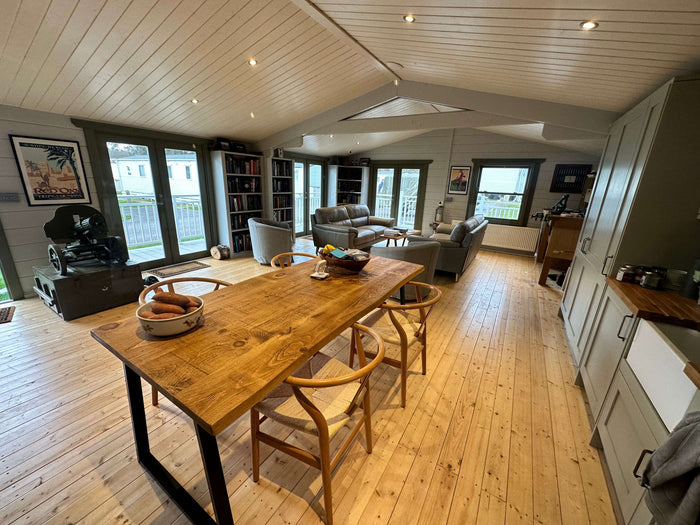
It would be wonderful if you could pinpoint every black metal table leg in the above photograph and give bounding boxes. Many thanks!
[123,365,233,524]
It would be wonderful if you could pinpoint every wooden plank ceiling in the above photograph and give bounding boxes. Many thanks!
[0,0,388,141]
[0,0,698,145]
[315,0,700,112]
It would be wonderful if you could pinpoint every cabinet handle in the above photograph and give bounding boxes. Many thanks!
[617,314,633,340]
[581,237,591,254]
[633,449,654,487]
[601,254,613,275]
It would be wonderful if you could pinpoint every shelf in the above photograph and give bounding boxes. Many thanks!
[230,208,263,214]
[274,206,293,210]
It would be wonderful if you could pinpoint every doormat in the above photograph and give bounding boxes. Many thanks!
[0,306,15,324]
[149,261,210,278]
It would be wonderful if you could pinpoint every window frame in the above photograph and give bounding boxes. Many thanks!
[466,158,544,226]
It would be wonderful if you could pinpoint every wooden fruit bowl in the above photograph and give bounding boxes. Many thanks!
[320,253,370,274]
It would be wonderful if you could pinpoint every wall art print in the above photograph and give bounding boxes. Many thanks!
[10,135,91,206]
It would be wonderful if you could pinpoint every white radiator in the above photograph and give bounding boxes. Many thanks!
[482,224,539,254]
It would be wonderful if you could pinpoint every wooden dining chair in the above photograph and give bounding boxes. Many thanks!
[270,252,318,268]
[356,281,442,407]
[250,323,385,525]
[139,276,232,406]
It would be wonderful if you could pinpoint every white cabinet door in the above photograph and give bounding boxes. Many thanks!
[579,286,635,418]
[561,255,605,365]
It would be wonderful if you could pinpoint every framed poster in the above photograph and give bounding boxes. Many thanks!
[9,135,91,206]
[447,166,470,195]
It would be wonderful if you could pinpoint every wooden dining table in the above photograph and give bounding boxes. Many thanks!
[90,256,423,525]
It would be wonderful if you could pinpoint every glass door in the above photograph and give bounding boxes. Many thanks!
[107,141,167,264]
[371,164,426,229]
[0,266,9,302]
[293,160,324,236]
[103,137,211,269]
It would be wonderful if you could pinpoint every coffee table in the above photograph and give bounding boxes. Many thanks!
[381,229,421,246]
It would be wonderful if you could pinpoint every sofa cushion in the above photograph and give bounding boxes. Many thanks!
[450,222,469,243]
[428,233,462,249]
[346,204,371,220]
[351,216,369,227]
[315,206,352,226]
[355,228,376,244]
[435,223,453,235]
[362,224,385,235]
[465,215,485,231]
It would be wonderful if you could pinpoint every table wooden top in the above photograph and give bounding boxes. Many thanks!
[91,256,423,435]
[380,229,420,240]
[606,277,700,331]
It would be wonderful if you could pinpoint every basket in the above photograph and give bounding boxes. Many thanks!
[320,253,370,274]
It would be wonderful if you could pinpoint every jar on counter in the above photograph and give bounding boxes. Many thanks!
[616,265,638,283]
[640,269,666,289]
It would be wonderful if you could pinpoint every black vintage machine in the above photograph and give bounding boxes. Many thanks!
[33,205,143,321]
[44,205,128,275]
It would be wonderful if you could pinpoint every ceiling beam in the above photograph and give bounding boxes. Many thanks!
[541,123,606,141]
[397,81,617,134]
[253,83,398,151]
[313,110,528,135]
[288,0,399,81]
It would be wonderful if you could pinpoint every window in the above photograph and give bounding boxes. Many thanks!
[467,159,544,226]
[167,165,173,178]
[370,160,430,229]
[185,165,191,180]
[138,164,146,177]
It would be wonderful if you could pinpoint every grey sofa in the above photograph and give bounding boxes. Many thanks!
[311,204,395,251]
[408,215,488,281]
[370,241,440,300]
[248,217,294,264]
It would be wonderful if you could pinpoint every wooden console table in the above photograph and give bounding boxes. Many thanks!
[537,215,584,286]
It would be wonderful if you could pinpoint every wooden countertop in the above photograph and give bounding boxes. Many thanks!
[606,277,700,331]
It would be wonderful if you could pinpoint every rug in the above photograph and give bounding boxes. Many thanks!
[0,306,15,324]
[149,261,210,278]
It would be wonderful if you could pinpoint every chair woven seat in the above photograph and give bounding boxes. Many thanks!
[255,353,362,438]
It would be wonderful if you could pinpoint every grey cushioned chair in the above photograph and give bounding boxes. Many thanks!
[408,216,488,282]
[248,217,294,265]
[370,241,440,301]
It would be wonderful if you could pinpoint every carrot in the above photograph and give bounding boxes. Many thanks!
[151,302,186,315]
[150,312,181,319]
[152,292,190,307]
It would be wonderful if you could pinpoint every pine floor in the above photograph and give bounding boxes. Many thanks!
[0,246,616,525]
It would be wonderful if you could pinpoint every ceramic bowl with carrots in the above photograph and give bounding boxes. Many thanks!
[136,291,204,336]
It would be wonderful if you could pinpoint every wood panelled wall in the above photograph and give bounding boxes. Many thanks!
[0,105,98,296]
[356,128,599,230]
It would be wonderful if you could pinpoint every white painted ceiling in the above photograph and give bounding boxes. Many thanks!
[1,0,699,156]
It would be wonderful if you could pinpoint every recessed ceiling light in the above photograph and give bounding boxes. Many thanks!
[579,20,598,30]
[250,112,255,118]
[329,134,334,138]
[248,58,257,66]
[190,98,199,104]
[356,141,360,145]
[403,14,415,23]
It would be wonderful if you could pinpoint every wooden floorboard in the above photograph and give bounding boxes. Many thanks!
[0,244,615,524]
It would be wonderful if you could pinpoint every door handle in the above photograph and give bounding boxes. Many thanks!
[581,237,591,254]
[601,254,613,275]
[633,449,654,487]
[617,314,633,340]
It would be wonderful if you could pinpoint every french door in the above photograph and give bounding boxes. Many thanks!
[97,135,213,270]
[293,160,323,235]
[371,161,429,230]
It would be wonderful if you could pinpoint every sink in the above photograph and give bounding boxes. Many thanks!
[626,320,700,431]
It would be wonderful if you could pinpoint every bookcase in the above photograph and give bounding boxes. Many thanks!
[270,157,294,228]
[328,165,369,206]
[212,150,263,255]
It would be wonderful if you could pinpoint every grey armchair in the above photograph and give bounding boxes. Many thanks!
[248,217,294,265]
[370,241,440,300]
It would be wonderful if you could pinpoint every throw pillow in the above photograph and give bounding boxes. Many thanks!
[450,222,468,243]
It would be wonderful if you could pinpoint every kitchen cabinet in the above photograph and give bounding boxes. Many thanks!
[596,361,667,524]
[560,255,605,364]
[579,286,636,418]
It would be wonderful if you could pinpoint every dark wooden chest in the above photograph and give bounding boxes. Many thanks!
[33,262,143,321]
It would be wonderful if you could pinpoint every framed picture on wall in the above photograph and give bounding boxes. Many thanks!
[447,166,470,195]
[9,135,91,206]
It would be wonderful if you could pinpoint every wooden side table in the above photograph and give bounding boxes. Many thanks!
[538,215,584,286]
